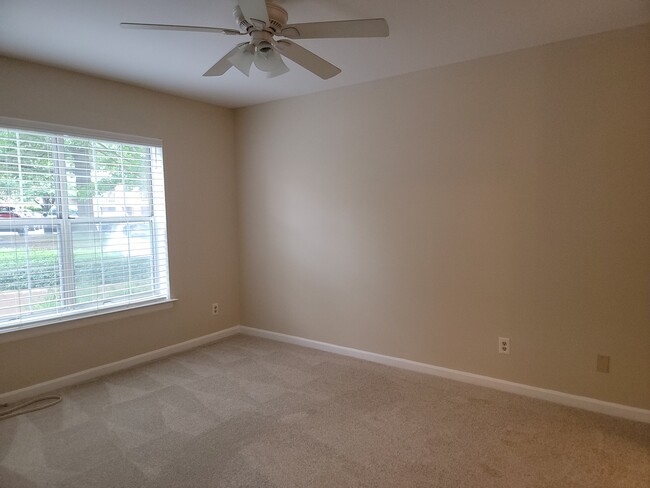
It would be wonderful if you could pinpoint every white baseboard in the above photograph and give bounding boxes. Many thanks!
[239,326,650,424]
[4,324,647,424]
[0,325,241,405]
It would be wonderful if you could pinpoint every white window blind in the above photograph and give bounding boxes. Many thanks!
[0,123,170,332]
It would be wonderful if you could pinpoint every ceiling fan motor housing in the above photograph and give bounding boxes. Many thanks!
[234,2,288,34]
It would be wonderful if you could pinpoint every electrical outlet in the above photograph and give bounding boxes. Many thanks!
[596,354,610,373]
[212,303,219,315]
[498,337,510,354]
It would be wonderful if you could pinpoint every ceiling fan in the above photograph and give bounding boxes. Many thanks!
[121,0,389,80]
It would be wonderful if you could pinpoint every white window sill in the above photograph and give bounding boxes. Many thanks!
[0,298,178,344]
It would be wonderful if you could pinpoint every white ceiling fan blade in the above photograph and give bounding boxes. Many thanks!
[237,0,269,26]
[273,40,341,80]
[203,43,248,76]
[229,44,256,76]
[121,22,242,36]
[281,18,389,39]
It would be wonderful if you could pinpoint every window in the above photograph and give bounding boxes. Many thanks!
[0,120,170,333]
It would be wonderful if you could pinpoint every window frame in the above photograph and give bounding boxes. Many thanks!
[0,117,173,336]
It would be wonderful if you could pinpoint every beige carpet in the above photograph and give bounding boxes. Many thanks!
[0,334,648,487]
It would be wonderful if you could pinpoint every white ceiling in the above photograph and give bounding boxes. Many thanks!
[1,0,649,108]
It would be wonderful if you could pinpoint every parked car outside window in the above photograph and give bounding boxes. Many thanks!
[0,206,27,235]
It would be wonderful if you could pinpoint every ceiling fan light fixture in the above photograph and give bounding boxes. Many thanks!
[254,48,288,78]
[228,44,255,76]
[264,50,289,78]
[254,48,277,72]
[257,40,273,54]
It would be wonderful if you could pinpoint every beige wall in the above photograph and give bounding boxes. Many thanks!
[1,24,648,410]
[0,57,239,393]
[236,25,650,409]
